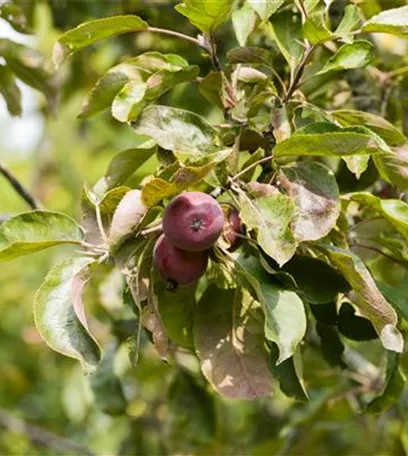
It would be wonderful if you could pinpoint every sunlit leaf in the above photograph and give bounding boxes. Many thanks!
[0,211,84,261]
[195,285,273,399]
[34,257,101,375]
[361,6,408,38]
[53,15,148,67]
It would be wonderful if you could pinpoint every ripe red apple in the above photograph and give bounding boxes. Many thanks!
[153,234,208,285]
[163,192,224,252]
[223,206,243,248]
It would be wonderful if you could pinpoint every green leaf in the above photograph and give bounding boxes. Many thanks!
[343,154,370,179]
[361,6,408,38]
[81,52,195,118]
[237,188,297,267]
[167,370,216,445]
[0,211,84,261]
[195,285,273,399]
[0,64,21,116]
[108,190,147,248]
[373,145,408,190]
[0,2,30,34]
[270,11,303,74]
[248,0,285,21]
[232,3,258,46]
[0,39,57,111]
[141,149,230,207]
[53,15,148,67]
[350,193,408,242]
[317,41,374,76]
[282,255,350,304]
[90,343,127,416]
[315,322,346,369]
[131,105,221,156]
[93,145,156,195]
[379,281,408,322]
[227,46,274,66]
[156,282,195,349]
[317,245,403,353]
[175,0,234,33]
[279,162,340,242]
[268,342,308,402]
[274,128,390,158]
[335,4,362,41]
[111,62,199,123]
[199,72,226,109]
[34,257,101,375]
[366,352,405,414]
[331,110,406,147]
[232,251,307,364]
[338,302,378,341]
[303,11,332,44]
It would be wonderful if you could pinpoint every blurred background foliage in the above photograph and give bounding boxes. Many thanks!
[2,0,408,455]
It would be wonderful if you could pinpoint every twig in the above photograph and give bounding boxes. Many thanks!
[95,204,108,246]
[140,224,163,237]
[0,162,40,210]
[297,0,309,21]
[147,27,204,49]
[0,408,95,456]
[282,44,316,104]
[231,156,272,182]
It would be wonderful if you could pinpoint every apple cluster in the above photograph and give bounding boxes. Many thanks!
[153,192,241,286]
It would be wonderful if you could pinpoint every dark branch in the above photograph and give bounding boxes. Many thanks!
[0,408,95,456]
[0,162,40,210]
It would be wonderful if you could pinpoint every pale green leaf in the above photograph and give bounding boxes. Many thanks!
[34,257,101,374]
[232,3,258,46]
[248,0,285,21]
[361,6,408,38]
[175,0,234,33]
[53,15,148,67]
[0,211,84,262]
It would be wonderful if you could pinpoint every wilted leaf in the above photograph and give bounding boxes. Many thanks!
[238,188,297,267]
[232,251,307,364]
[195,285,273,399]
[361,6,408,38]
[317,41,374,75]
[318,245,403,353]
[53,15,148,67]
[34,257,101,374]
[131,105,221,156]
[0,211,84,261]
[175,0,234,33]
[0,64,21,116]
[279,162,340,242]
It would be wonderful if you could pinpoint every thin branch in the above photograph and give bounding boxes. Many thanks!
[297,0,309,21]
[0,408,95,456]
[0,162,40,210]
[147,27,204,49]
[231,156,273,182]
[282,44,316,104]
[140,224,163,237]
[95,204,108,246]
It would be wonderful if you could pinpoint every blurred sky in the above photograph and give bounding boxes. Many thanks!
[0,19,44,159]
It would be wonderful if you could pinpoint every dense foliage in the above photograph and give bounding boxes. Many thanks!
[2,0,408,454]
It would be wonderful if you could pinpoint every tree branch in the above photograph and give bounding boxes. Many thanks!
[147,27,204,49]
[282,44,316,104]
[0,408,95,456]
[0,162,40,210]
